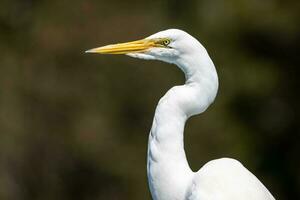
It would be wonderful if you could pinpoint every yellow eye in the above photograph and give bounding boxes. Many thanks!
[162,39,171,46]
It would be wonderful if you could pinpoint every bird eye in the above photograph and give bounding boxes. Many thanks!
[162,39,171,46]
[156,38,171,48]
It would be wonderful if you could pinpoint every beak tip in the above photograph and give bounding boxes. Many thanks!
[85,49,94,53]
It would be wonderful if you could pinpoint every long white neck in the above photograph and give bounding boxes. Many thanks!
[147,49,218,200]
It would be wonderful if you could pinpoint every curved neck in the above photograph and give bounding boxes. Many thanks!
[147,52,218,200]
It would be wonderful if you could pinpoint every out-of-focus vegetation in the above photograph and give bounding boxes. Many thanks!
[0,0,299,199]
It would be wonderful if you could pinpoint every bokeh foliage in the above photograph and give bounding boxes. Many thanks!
[0,0,299,199]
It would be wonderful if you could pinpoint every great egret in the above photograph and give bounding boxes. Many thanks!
[86,29,275,200]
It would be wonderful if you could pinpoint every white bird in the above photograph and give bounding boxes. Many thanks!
[86,29,275,200]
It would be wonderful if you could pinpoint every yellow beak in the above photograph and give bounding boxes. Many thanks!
[85,39,157,54]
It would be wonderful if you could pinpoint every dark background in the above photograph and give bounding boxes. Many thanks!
[0,0,299,199]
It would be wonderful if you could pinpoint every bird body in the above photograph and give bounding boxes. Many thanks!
[187,158,274,200]
[87,29,275,200]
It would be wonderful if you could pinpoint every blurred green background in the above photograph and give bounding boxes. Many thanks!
[0,0,299,199]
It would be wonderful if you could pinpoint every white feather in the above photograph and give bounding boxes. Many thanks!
[130,29,276,200]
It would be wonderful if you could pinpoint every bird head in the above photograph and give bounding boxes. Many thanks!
[86,29,203,64]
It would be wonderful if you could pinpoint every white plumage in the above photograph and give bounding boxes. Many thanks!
[87,29,275,200]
